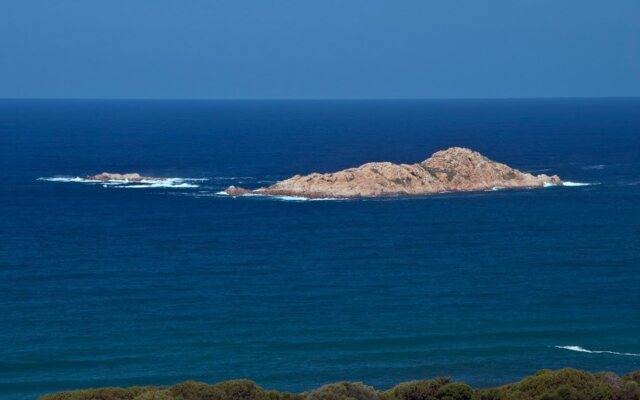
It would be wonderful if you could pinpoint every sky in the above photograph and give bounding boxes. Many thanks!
[1,0,639,99]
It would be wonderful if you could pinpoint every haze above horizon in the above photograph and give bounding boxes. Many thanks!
[1,0,639,100]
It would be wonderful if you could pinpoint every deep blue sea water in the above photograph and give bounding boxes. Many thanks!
[1,99,639,400]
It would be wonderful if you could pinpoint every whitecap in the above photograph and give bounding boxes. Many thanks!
[270,195,344,202]
[216,191,344,201]
[543,182,559,188]
[38,176,204,189]
[554,345,640,357]
[272,195,310,201]
[118,182,199,189]
[38,176,97,183]
[562,181,593,187]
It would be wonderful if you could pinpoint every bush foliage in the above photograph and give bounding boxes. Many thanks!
[306,382,379,400]
[40,369,640,400]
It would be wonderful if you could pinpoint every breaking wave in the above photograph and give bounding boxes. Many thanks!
[562,181,594,187]
[37,176,204,189]
[543,181,597,187]
[215,191,343,201]
[38,177,95,183]
[554,345,640,357]
[116,179,200,189]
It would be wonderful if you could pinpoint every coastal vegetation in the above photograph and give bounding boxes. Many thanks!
[40,369,640,400]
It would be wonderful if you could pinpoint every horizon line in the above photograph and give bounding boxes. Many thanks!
[1,95,639,102]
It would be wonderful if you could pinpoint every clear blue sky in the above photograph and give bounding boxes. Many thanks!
[1,0,638,99]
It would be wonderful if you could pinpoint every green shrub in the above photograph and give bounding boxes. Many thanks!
[306,382,379,400]
[39,369,640,400]
[133,390,174,400]
[498,369,616,400]
[169,380,268,400]
[624,373,640,385]
[435,383,473,400]
[39,386,155,400]
[169,381,213,400]
[265,391,306,400]
[380,377,453,400]
[596,372,623,391]
[472,388,504,400]
[211,380,265,400]
[619,381,640,400]
[539,384,579,400]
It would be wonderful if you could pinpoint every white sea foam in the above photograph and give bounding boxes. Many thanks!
[271,195,343,201]
[544,181,596,187]
[119,182,199,189]
[38,176,98,183]
[562,181,593,187]
[38,176,203,189]
[272,195,311,201]
[216,191,343,201]
[555,345,640,357]
[491,186,505,191]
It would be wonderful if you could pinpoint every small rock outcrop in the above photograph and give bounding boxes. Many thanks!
[224,185,252,196]
[86,172,160,182]
[224,147,562,199]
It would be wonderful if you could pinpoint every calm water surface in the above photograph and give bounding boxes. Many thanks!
[1,99,639,399]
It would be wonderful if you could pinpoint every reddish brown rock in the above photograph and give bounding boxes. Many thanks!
[224,147,562,199]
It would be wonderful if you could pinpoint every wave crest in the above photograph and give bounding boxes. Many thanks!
[562,181,594,187]
[555,345,640,357]
[215,191,344,201]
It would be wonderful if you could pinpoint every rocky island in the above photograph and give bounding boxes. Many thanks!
[224,147,562,199]
[86,172,163,182]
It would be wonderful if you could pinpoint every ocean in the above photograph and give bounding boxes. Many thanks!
[1,98,639,400]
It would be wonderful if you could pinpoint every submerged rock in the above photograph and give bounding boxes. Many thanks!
[224,147,562,199]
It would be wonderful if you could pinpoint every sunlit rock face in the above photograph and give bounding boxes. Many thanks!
[225,147,562,199]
